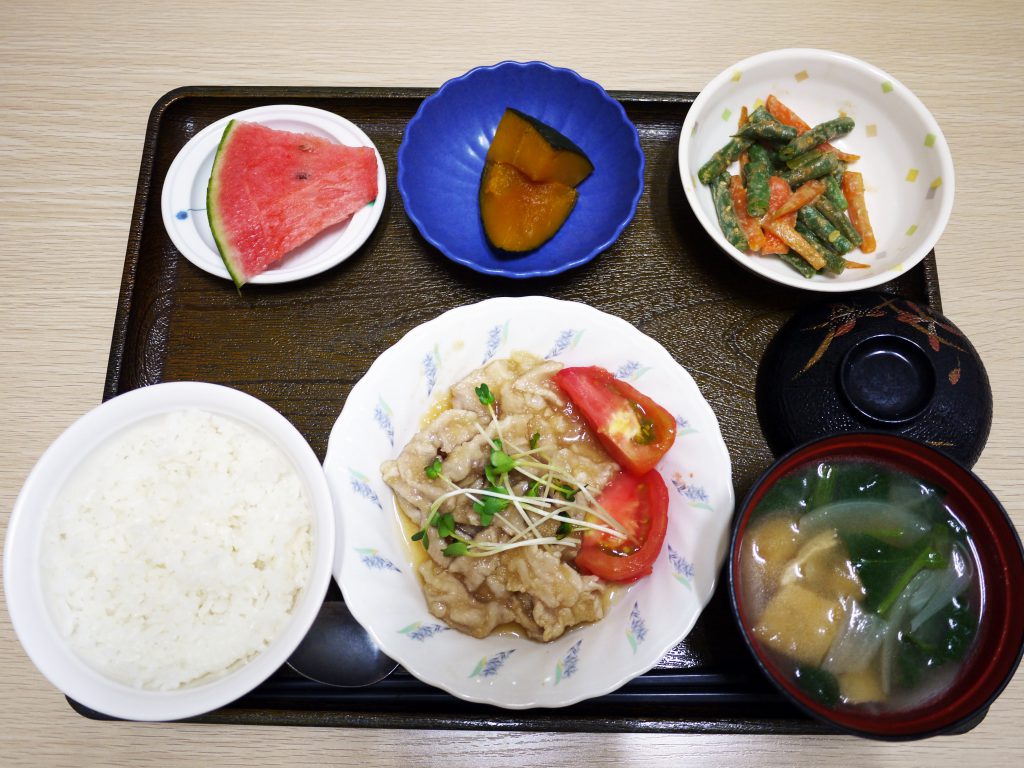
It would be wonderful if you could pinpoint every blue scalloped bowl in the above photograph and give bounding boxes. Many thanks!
[398,61,644,278]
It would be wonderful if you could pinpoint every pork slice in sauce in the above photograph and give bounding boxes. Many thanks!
[382,353,619,642]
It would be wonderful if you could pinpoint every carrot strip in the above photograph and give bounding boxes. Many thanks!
[760,177,795,254]
[844,259,871,268]
[763,179,826,222]
[830,147,861,164]
[765,221,827,270]
[729,175,766,251]
[841,171,877,253]
[766,95,810,132]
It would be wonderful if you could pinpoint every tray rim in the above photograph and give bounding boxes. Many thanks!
[96,86,945,732]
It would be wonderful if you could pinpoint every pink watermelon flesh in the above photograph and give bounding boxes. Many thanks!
[207,120,379,285]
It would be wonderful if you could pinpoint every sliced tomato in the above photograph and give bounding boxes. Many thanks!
[553,366,676,476]
[575,470,669,583]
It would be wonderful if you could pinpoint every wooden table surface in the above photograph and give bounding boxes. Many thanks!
[2,1,1022,764]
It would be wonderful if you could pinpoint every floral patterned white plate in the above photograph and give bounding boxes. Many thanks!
[323,296,734,708]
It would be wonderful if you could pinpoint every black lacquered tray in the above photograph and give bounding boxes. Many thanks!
[81,85,954,733]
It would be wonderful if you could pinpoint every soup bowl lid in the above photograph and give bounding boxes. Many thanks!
[756,293,992,468]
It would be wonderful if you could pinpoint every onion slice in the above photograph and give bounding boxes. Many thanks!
[909,542,974,632]
[823,599,888,676]
[799,500,931,543]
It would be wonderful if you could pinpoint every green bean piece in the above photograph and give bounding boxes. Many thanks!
[736,122,797,143]
[745,144,771,218]
[746,106,772,123]
[796,219,846,273]
[785,147,827,170]
[710,172,748,250]
[794,218,831,252]
[736,107,798,143]
[779,251,820,279]
[814,197,863,247]
[765,145,786,171]
[779,152,841,187]
[698,136,753,185]
[798,205,854,256]
[824,171,848,210]
[779,116,856,161]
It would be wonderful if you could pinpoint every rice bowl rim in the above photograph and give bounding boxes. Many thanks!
[3,381,335,721]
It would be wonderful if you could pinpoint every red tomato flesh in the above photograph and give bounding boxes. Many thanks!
[575,469,669,583]
[553,366,677,476]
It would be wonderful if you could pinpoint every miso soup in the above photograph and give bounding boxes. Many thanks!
[740,459,981,712]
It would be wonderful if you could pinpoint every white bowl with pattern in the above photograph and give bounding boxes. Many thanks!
[324,297,734,708]
[679,48,954,292]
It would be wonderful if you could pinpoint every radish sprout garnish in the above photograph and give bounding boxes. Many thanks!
[411,382,627,557]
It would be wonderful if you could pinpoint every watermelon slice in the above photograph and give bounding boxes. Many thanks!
[207,120,379,286]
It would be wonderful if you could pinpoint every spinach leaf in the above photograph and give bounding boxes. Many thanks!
[794,665,840,707]
[842,533,947,616]
[831,462,891,502]
[809,462,835,509]
[894,634,931,689]
[944,600,979,660]
[914,597,977,660]
[758,472,812,514]
[895,597,977,689]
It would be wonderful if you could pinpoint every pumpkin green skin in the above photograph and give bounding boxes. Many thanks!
[486,108,594,188]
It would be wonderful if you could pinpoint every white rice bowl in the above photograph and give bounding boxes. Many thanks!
[3,382,335,721]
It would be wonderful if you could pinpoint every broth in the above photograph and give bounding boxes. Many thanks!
[741,459,981,713]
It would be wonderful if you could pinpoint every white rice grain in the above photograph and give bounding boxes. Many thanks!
[40,409,313,690]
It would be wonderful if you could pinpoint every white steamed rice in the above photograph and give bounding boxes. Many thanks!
[40,408,313,691]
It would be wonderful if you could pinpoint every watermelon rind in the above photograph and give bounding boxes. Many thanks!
[206,120,247,288]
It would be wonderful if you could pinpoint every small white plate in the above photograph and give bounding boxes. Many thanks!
[160,104,386,284]
[324,296,734,709]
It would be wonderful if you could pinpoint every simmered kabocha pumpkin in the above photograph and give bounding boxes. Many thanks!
[487,108,594,187]
[479,162,578,252]
[480,108,593,252]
